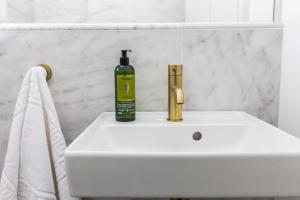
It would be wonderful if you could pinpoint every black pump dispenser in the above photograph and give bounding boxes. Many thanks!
[120,50,131,65]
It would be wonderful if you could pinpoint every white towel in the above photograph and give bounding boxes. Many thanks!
[0,67,79,200]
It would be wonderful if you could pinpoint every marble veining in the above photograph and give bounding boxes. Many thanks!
[182,29,282,124]
[0,28,282,200]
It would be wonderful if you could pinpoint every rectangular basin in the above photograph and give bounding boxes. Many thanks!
[65,112,300,198]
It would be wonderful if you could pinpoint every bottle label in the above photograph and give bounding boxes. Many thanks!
[116,74,135,120]
[116,101,135,117]
[117,75,135,101]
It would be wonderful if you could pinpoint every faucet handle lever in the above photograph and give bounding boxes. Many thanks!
[175,88,184,104]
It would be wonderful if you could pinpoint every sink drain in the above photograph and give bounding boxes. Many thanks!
[193,132,202,141]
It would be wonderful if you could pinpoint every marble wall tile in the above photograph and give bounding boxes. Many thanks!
[6,0,88,23]
[34,0,88,22]
[182,29,283,125]
[5,0,185,23]
[88,0,185,23]
[7,0,35,22]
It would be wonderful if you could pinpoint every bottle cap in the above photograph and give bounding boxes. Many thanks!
[120,50,132,65]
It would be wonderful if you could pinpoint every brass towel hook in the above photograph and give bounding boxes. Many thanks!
[38,64,52,81]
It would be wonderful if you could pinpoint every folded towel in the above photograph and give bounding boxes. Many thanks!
[0,67,79,200]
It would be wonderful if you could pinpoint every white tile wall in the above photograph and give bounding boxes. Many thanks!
[1,0,275,23]
[34,0,87,23]
[211,0,239,21]
[185,0,211,22]
[88,0,185,23]
[7,0,34,22]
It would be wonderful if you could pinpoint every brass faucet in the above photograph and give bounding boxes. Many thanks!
[168,64,184,121]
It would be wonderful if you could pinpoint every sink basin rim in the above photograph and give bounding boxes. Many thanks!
[65,111,300,156]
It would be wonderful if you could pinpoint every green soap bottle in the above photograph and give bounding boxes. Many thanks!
[114,50,135,122]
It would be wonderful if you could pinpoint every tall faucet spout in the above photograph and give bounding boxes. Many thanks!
[168,64,184,121]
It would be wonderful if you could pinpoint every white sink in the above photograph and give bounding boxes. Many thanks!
[65,112,300,198]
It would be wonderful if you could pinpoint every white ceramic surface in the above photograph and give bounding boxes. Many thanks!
[65,112,300,198]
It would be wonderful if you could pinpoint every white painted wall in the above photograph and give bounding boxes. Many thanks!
[210,0,239,21]
[278,0,300,138]
[248,0,274,22]
[185,0,211,22]
[185,0,274,22]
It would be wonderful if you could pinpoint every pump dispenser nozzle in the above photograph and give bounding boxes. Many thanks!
[120,50,132,65]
